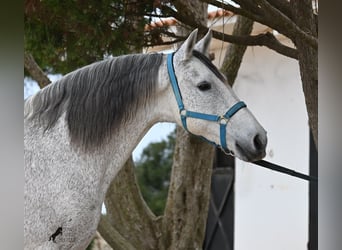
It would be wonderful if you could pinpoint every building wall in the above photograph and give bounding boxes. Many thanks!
[211,37,310,250]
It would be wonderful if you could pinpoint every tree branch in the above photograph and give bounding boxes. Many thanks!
[150,30,186,40]
[161,5,297,59]
[200,0,317,49]
[162,127,214,249]
[196,0,263,24]
[255,0,317,49]
[144,38,183,47]
[144,28,187,47]
[24,52,51,88]
[264,0,292,20]
[97,215,136,250]
[102,156,160,249]
[213,30,298,60]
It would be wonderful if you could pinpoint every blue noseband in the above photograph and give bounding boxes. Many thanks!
[167,52,246,153]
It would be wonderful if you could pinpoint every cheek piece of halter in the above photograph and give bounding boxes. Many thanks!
[167,52,246,155]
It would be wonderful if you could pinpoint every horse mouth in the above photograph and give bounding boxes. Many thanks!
[234,143,266,162]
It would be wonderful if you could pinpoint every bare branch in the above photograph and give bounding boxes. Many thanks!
[213,30,298,59]
[157,30,186,39]
[24,52,51,88]
[102,157,160,249]
[264,0,292,19]
[224,32,299,60]
[256,0,317,49]
[97,215,136,250]
[198,0,263,23]
[161,5,297,59]
[144,38,183,47]
[144,28,187,47]
[200,0,317,49]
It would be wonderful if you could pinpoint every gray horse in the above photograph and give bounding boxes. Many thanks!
[24,29,267,249]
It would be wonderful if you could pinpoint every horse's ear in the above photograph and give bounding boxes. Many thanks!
[194,29,212,57]
[177,29,198,60]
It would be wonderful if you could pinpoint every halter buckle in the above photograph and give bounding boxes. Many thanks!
[180,109,187,117]
[219,116,229,125]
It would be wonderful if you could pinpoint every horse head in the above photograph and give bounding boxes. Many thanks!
[165,29,267,162]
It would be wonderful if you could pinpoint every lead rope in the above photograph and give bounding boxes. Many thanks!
[253,160,318,183]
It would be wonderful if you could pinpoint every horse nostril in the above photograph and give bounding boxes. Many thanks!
[253,134,264,151]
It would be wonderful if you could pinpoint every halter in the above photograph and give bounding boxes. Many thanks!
[167,52,246,153]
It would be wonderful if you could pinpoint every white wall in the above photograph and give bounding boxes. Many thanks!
[222,43,310,250]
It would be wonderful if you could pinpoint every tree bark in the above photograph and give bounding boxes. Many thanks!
[161,127,214,249]
[24,52,51,88]
[221,15,254,86]
[201,0,317,50]
[161,4,298,59]
[100,157,161,250]
[291,0,318,148]
[97,215,136,250]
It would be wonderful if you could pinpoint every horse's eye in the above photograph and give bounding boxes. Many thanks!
[197,82,212,91]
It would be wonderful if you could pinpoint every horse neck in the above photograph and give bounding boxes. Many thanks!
[100,63,175,187]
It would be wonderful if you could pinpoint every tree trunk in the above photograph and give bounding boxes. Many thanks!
[291,0,318,148]
[161,127,214,249]
[159,2,213,249]
[99,157,161,250]
[221,15,254,86]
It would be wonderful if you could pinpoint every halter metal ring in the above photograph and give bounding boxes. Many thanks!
[219,116,229,125]
[180,109,187,116]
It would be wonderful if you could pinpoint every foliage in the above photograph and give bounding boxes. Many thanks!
[135,129,176,216]
[24,0,155,74]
